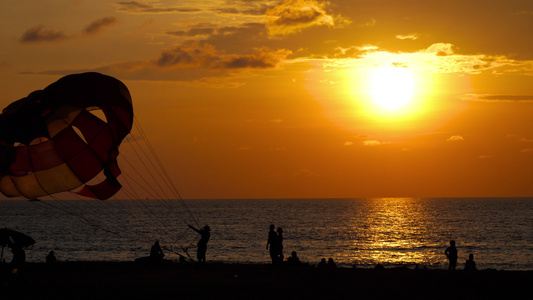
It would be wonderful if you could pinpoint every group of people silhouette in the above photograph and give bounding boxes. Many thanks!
[147,226,477,271]
[266,224,285,265]
[445,240,477,271]
[149,224,211,264]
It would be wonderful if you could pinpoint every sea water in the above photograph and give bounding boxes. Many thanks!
[1,198,532,270]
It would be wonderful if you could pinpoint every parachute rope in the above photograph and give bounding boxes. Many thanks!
[132,117,200,228]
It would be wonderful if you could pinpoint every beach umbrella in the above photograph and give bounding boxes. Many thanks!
[0,227,35,248]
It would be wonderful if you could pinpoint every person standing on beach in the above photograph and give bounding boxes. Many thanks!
[150,241,165,262]
[444,240,458,270]
[266,224,279,264]
[189,225,211,264]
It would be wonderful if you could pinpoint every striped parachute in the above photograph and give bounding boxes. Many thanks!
[0,72,133,200]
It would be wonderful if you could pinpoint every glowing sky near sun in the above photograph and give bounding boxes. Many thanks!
[1,0,533,199]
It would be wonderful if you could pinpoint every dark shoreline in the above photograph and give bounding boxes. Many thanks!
[2,261,532,299]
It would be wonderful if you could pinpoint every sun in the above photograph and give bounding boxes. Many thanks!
[367,66,416,111]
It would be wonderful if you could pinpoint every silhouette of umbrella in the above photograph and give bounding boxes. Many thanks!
[0,228,35,248]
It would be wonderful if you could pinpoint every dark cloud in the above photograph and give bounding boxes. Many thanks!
[20,25,68,43]
[464,94,533,102]
[84,17,117,35]
[220,49,290,69]
[117,1,201,13]
[265,0,349,37]
[216,2,275,15]
[155,42,290,70]
[272,7,323,27]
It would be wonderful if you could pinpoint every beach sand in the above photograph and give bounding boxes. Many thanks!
[2,262,531,299]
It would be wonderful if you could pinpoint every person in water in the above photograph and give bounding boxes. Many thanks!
[189,225,211,264]
[444,240,458,270]
[266,224,279,264]
[464,253,477,271]
[150,241,164,262]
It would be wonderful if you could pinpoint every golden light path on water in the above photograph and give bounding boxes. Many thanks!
[340,198,444,267]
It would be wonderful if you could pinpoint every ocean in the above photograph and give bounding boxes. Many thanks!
[1,197,532,270]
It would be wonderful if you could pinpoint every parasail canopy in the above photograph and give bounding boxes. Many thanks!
[0,72,133,200]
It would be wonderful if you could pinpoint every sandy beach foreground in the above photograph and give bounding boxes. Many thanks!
[2,262,531,299]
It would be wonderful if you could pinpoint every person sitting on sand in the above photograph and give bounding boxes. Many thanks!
[444,240,458,271]
[317,258,327,268]
[464,253,477,271]
[10,243,26,267]
[287,251,301,266]
[46,250,57,264]
[189,225,211,264]
[327,258,337,268]
[150,241,164,262]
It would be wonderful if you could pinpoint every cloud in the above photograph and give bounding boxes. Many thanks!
[422,43,455,56]
[117,1,201,14]
[363,140,389,146]
[84,17,117,35]
[155,42,291,70]
[24,41,291,84]
[447,135,464,142]
[20,25,69,43]
[216,2,275,16]
[318,42,523,75]
[266,0,350,37]
[461,94,533,103]
[396,34,419,40]
[20,17,118,43]
[167,28,215,38]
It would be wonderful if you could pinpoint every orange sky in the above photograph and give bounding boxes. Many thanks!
[1,0,533,199]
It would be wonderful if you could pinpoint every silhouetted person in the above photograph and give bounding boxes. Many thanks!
[464,253,477,271]
[150,241,164,262]
[317,258,327,268]
[287,251,301,266]
[277,227,284,263]
[189,225,211,264]
[266,224,279,264]
[327,258,337,268]
[445,240,458,270]
[46,251,57,264]
[10,244,25,269]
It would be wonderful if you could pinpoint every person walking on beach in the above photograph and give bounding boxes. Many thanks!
[266,224,279,264]
[445,240,458,270]
[189,225,211,264]
[150,241,164,262]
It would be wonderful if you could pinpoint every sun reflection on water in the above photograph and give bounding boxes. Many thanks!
[341,198,444,267]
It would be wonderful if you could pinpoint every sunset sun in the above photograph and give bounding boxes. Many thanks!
[368,66,416,111]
